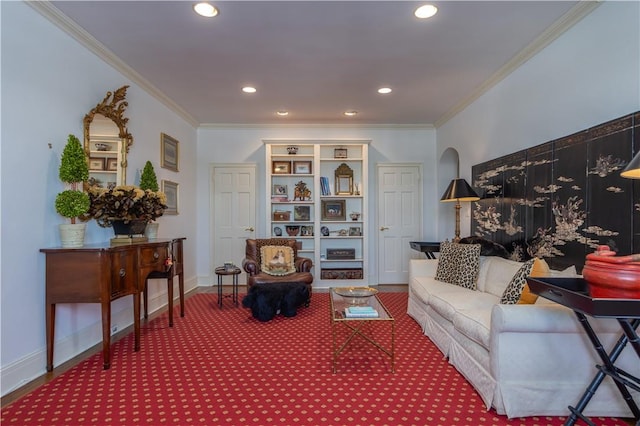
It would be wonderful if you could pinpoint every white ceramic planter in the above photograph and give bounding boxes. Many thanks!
[59,223,87,248]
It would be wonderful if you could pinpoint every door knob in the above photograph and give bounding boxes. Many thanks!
[380,226,389,231]
[245,227,255,232]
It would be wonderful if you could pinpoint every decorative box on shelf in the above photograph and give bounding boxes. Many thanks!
[273,211,291,221]
[321,268,363,279]
[326,248,356,260]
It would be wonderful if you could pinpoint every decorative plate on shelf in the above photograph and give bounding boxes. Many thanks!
[334,287,378,304]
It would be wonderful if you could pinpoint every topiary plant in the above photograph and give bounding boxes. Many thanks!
[55,134,90,224]
[139,161,159,192]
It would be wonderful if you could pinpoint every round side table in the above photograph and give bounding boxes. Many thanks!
[214,266,241,308]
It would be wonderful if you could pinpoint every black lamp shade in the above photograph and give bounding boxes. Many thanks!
[621,152,640,179]
[441,178,480,202]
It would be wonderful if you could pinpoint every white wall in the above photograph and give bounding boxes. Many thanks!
[0,2,198,395]
[195,126,437,284]
[436,1,640,239]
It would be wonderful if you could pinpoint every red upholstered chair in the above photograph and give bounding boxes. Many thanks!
[242,238,313,302]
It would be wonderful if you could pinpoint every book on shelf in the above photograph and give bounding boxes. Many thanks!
[320,176,331,196]
[344,306,378,318]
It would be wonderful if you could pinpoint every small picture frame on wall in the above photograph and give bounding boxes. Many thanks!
[272,161,291,174]
[161,133,179,172]
[106,158,118,171]
[162,180,179,215]
[89,157,105,171]
[349,227,362,236]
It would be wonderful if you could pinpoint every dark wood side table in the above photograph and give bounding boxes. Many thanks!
[409,241,440,259]
[215,266,241,307]
[40,238,185,371]
[143,238,186,327]
[527,277,640,426]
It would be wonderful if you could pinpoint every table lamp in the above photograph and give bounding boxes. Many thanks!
[621,151,640,179]
[441,178,480,243]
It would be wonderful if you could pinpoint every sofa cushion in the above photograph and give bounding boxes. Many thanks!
[435,241,481,289]
[260,245,296,276]
[410,276,459,306]
[500,259,535,304]
[429,288,499,321]
[518,258,550,304]
[548,265,578,277]
[453,308,492,349]
[475,256,494,293]
[484,257,525,298]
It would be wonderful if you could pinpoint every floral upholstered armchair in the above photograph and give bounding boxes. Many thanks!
[242,238,313,303]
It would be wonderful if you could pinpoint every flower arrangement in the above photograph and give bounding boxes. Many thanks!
[86,185,167,227]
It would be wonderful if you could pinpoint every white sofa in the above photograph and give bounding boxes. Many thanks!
[407,256,639,418]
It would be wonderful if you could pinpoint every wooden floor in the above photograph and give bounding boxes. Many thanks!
[1,284,407,408]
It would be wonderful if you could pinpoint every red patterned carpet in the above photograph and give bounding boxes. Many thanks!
[1,292,629,426]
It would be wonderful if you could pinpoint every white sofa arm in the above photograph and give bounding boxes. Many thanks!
[491,303,621,334]
[409,258,438,282]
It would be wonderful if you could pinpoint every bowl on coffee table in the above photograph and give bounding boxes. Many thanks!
[333,286,378,305]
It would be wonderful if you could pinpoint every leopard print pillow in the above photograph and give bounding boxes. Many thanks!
[500,259,536,304]
[435,241,481,290]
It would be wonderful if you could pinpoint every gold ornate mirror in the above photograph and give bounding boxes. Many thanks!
[84,86,133,188]
[335,163,354,195]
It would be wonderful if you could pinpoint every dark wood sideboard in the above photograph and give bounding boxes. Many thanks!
[40,237,185,371]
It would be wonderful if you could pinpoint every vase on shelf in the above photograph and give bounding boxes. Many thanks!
[145,222,159,239]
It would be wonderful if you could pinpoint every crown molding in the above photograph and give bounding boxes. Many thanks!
[434,1,601,128]
[27,1,200,128]
[198,122,435,130]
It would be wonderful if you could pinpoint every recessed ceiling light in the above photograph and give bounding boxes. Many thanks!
[414,4,438,19]
[378,87,392,94]
[276,110,289,116]
[344,110,358,116]
[242,86,257,94]
[193,2,218,18]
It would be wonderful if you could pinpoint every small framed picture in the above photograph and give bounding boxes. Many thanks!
[301,225,314,236]
[294,205,311,221]
[161,133,179,172]
[272,161,291,174]
[334,148,348,159]
[106,158,118,171]
[161,180,179,215]
[349,227,362,236]
[89,157,105,171]
[293,161,312,174]
[272,184,288,196]
[321,199,346,221]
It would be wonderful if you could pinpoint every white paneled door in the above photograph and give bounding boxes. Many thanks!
[377,164,422,284]
[211,164,256,283]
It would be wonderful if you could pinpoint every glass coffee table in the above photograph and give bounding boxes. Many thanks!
[330,287,395,373]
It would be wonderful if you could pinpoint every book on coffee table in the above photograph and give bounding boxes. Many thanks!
[344,306,379,318]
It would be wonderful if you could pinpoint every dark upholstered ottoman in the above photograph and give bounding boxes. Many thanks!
[242,282,309,322]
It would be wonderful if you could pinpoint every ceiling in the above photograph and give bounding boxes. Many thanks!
[46,1,588,127]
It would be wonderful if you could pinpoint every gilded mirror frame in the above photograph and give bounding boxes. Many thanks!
[335,163,354,195]
[83,86,133,186]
